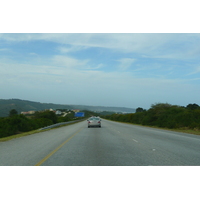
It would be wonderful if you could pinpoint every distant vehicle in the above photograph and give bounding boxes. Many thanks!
[87,117,101,128]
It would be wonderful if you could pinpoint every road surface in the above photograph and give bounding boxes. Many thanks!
[0,119,200,166]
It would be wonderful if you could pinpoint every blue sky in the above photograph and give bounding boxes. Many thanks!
[0,33,200,109]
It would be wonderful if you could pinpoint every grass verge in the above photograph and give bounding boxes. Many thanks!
[103,119,200,136]
[0,121,83,142]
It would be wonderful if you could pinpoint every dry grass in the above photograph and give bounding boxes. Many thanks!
[0,129,47,142]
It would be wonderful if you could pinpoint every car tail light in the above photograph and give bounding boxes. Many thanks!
[98,121,100,123]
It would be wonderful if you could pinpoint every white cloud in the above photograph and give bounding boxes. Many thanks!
[0,48,9,51]
[187,66,200,76]
[57,46,89,54]
[51,55,89,70]
[117,58,136,70]
[1,33,200,108]
[29,52,38,56]
[1,33,200,61]
[1,55,199,108]
[83,63,104,70]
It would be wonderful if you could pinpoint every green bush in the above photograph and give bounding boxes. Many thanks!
[104,103,200,130]
[0,113,54,138]
[34,111,57,124]
[0,108,86,138]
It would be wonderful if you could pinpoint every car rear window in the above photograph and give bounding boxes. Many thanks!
[89,117,100,120]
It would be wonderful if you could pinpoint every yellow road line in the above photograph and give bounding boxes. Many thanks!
[35,127,83,166]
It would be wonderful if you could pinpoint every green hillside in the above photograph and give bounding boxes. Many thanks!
[0,99,136,117]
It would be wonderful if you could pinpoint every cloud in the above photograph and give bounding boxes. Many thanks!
[29,52,38,56]
[83,63,104,70]
[117,58,136,70]
[57,46,89,54]
[1,33,200,60]
[4,35,197,63]
[51,55,90,69]
[0,48,9,51]
[0,54,101,90]
[0,54,198,108]
[187,66,200,76]
[1,33,200,108]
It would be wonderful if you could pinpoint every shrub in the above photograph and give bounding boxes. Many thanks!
[104,103,200,130]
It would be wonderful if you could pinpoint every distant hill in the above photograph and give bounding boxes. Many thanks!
[0,99,136,117]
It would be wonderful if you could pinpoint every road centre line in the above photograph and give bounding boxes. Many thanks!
[35,127,83,166]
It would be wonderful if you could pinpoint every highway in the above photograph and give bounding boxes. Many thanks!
[0,119,200,166]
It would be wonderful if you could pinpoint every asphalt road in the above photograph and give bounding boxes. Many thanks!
[0,119,200,166]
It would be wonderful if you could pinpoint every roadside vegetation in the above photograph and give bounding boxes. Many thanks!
[0,109,96,139]
[103,103,200,135]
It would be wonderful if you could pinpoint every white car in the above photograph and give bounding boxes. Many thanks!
[87,117,101,128]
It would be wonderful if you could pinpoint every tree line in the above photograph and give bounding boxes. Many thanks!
[103,103,200,130]
[0,109,98,138]
[0,110,68,138]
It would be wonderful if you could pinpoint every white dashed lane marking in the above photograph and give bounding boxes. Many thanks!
[132,138,138,143]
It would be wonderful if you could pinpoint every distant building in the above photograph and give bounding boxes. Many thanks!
[21,110,35,115]
[55,110,62,115]
[73,109,80,113]
[21,112,28,115]
[28,111,35,114]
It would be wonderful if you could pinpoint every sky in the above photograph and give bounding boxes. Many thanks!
[0,33,200,109]
[1,0,200,110]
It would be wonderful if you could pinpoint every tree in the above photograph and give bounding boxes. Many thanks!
[136,107,145,113]
[9,109,18,117]
[34,110,57,124]
[186,103,199,110]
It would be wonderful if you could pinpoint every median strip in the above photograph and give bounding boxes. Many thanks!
[35,127,83,166]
